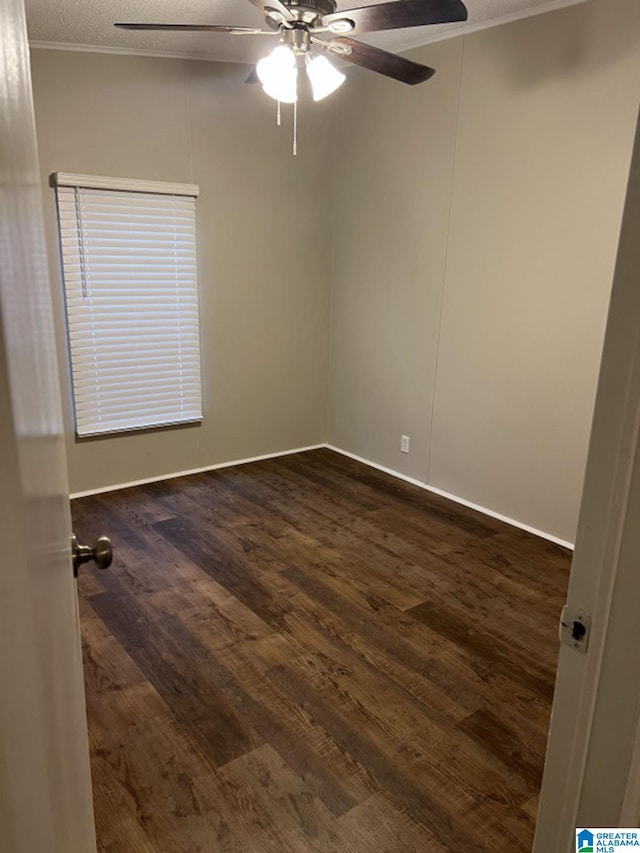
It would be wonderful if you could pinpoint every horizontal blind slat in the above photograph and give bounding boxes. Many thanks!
[68,342,201,355]
[67,308,200,321]
[75,402,202,421]
[70,364,202,380]
[77,416,202,437]
[75,401,202,416]
[74,388,202,406]
[69,368,204,394]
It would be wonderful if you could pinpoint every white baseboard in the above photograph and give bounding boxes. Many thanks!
[325,444,575,551]
[71,440,575,551]
[69,444,325,499]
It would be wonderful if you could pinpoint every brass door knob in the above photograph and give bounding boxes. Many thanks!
[71,534,113,577]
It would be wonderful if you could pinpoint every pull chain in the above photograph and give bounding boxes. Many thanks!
[293,99,298,156]
[277,100,281,127]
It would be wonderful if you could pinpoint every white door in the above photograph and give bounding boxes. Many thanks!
[534,108,640,851]
[0,0,96,850]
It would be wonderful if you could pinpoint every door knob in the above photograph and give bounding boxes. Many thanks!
[71,534,113,577]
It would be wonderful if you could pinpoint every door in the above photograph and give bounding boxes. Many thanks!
[0,0,96,850]
[534,108,640,851]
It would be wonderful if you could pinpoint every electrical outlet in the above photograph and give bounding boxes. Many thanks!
[401,435,410,454]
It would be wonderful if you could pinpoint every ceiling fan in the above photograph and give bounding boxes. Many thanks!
[115,0,469,101]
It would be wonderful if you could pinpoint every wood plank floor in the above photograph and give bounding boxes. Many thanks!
[73,448,571,853]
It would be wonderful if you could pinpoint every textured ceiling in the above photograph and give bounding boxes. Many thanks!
[26,0,589,64]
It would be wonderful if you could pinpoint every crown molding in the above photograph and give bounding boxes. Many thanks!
[395,0,589,55]
[29,40,249,65]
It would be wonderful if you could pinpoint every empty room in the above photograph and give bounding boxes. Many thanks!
[2,0,640,851]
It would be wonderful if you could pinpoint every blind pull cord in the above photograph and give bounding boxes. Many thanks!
[74,187,89,299]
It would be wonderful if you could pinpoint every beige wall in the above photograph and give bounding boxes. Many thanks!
[30,0,640,540]
[30,50,334,494]
[329,0,640,543]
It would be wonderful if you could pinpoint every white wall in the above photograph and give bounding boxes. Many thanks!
[329,0,640,543]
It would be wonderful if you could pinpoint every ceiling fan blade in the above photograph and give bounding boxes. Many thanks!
[322,0,467,34]
[244,0,295,22]
[114,23,275,34]
[245,68,260,84]
[327,37,435,85]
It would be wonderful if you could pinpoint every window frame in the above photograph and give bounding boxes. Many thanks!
[51,172,203,439]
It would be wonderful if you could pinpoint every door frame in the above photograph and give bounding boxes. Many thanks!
[534,107,640,850]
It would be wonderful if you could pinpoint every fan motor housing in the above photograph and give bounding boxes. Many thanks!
[285,0,337,15]
[282,25,312,52]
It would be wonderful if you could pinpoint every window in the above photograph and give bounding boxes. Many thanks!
[53,173,202,437]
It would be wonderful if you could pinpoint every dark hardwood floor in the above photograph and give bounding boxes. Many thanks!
[72,448,571,853]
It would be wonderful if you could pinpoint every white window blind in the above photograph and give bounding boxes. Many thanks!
[53,174,203,437]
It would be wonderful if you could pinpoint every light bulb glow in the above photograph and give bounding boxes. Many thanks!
[305,55,346,101]
[257,45,298,103]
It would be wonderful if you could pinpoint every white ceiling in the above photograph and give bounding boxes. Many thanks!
[26,0,589,65]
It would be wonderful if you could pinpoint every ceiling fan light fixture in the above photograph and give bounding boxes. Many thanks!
[305,54,346,101]
[257,45,298,103]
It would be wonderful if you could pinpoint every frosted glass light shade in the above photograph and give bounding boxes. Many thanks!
[257,45,298,103]
[306,55,346,101]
